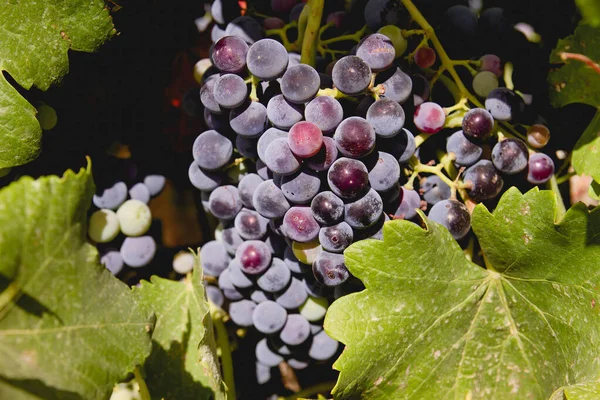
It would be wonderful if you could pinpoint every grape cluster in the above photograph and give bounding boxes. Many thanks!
[188,0,558,388]
[88,158,165,275]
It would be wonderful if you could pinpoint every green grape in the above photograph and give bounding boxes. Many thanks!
[116,199,152,237]
[300,296,329,322]
[36,102,58,130]
[88,209,120,243]
[292,239,322,264]
[378,25,407,57]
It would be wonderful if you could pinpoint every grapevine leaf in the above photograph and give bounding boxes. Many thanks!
[134,261,226,400]
[550,380,600,400]
[577,0,600,27]
[573,110,600,183]
[548,23,600,108]
[0,163,153,399]
[325,188,600,399]
[0,0,115,168]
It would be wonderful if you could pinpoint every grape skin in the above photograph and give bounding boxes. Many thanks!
[208,185,243,220]
[192,130,233,171]
[356,33,395,71]
[344,188,383,229]
[234,208,269,240]
[334,116,376,158]
[464,160,504,201]
[462,108,495,140]
[306,136,338,172]
[421,175,451,205]
[492,138,529,175]
[93,181,128,210]
[120,236,157,268]
[428,200,471,240]
[200,75,223,114]
[280,169,322,204]
[305,96,344,134]
[319,222,353,253]
[366,151,401,192]
[267,94,303,130]
[211,35,249,73]
[257,127,288,161]
[394,187,421,220]
[238,173,264,209]
[288,121,323,158]
[213,74,248,109]
[264,137,301,176]
[281,64,320,104]
[200,240,232,277]
[229,101,268,138]
[311,191,344,226]
[252,300,288,334]
[332,56,372,95]
[312,251,350,287]
[414,46,436,69]
[247,38,289,81]
[527,153,554,185]
[446,130,482,166]
[381,67,412,104]
[413,102,445,134]
[188,161,222,191]
[253,179,291,219]
[366,99,405,138]
[327,157,370,199]
[236,240,272,275]
[282,206,320,242]
[256,258,291,293]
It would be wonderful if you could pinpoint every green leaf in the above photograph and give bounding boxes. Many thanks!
[577,0,600,27]
[134,261,226,400]
[325,188,600,399]
[589,179,600,201]
[548,23,600,108]
[0,163,153,400]
[0,0,115,168]
[573,110,600,183]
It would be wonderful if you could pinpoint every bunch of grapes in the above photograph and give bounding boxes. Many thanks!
[187,0,557,389]
[87,158,166,276]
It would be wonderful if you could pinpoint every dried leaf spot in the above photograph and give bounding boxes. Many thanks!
[522,234,532,245]
[592,298,596,308]
[433,350,441,359]
[19,349,37,368]
[374,376,384,386]
[520,203,531,215]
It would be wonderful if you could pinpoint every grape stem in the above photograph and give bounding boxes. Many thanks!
[248,74,260,102]
[265,21,299,52]
[444,97,469,114]
[318,25,368,59]
[300,0,325,67]
[133,366,151,400]
[211,304,236,400]
[555,171,575,185]
[401,29,426,38]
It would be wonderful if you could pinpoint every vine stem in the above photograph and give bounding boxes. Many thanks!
[300,0,324,66]
[211,305,236,400]
[133,366,151,400]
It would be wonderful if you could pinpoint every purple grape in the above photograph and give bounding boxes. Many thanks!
[192,130,233,171]
[527,153,554,185]
[257,257,292,293]
[344,188,383,229]
[230,101,268,138]
[310,191,344,226]
[253,179,291,218]
[229,299,257,327]
[366,99,405,138]
[234,208,269,240]
[213,74,248,109]
[327,157,370,199]
[393,187,421,220]
[264,138,301,176]
[208,185,242,220]
[257,127,288,161]
[279,314,311,346]
[367,151,401,192]
[188,161,222,192]
[306,136,338,172]
[281,64,320,104]
[200,240,231,277]
[267,94,303,129]
[332,56,371,95]
[120,236,156,268]
[236,240,272,275]
[446,130,482,166]
[428,199,471,240]
[282,207,320,242]
[312,251,350,287]
[492,138,529,174]
[464,160,504,201]
[319,222,353,253]
[381,67,412,104]
[247,38,289,80]
[238,173,264,209]
[304,96,344,133]
[212,35,249,73]
[462,108,494,140]
[288,121,323,158]
[276,277,308,309]
[334,117,376,158]
[356,33,395,71]
[252,300,288,334]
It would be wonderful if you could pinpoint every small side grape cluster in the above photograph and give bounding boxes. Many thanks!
[87,159,165,275]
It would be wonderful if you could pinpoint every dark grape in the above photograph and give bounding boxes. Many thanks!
[284,246,308,274]
[367,151,401,192]
[101,250,123,275]
[414,46,436,69]
[332,56,372,95]
[393,187,421,220]
[234,208,269,240]
[462,108,494,140]
[527,124,550,149]
[225,16,264,44]
[276,277,308,309]
[344,188,383,229]
[306,136,338,172]
[421,175,451,205]
[312,251,350,287]
[485,88,525,122]
[334,117,376,158]
[280,169,321,204]
[221,223,244,255]
[143,175,166,196]
[188,161,222,191]
[218,268,244,301]
[281,64,320,104]
[279,314,311,346]
[381,67,412,104]
[310,191,344,226]
[228,258,254,289]
[264,138,301,176]
[492,138,529,174]
[213,73,248,109]
[255,338,283,367]
[319,222,353,253]
[200,75,223,114]
[120,236,156,268]
[464,160,504,201]
[93,181,127,210]
[309,330,339,361]
[253,179,291,218]
[208,185,242,220]
[327,157,370,199]
[366,99,405,138]
[257,258,292,293]
[428,199,471,240]
[229,299,257,327]
[238,173,264,209]
[230,101,268,138]
[192,130,233,171]
[206,285,225,308]
[257,127,288,161]
[446,130,482,166]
